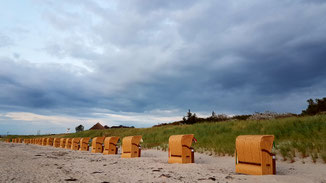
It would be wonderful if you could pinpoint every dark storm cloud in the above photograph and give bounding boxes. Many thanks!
[2,0,326,123]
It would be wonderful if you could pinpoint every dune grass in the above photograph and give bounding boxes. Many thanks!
[4,114,326,162]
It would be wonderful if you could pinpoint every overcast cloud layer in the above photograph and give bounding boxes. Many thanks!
[1,0,326,135]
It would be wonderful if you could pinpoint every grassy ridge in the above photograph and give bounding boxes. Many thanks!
[4,115,326,162]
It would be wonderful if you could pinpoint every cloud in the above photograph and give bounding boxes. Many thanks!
[0,33,13,47]
[1,0,326,134]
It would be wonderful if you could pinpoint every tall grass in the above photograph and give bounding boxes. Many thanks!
[4,114,326,162]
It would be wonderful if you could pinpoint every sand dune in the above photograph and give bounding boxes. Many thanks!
[0,142,325,183]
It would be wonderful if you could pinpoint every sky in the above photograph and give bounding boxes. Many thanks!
[1,0,326,135]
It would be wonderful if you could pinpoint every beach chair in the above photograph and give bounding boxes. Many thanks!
[91,137,105,153]
[79,137,91,151]
[42,138,48,146]
[47,138,54,146]
[168,134,195,164]
[38,138,42,145]
[71,138,81,150]
[65,138,72,149]
[103,136,120,155]
[60,138,66,148]
[53,138,61,148]
[235,135,276,175]
[121,136,142,158]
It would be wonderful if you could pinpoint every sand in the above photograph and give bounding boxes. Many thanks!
[0,142,325,183]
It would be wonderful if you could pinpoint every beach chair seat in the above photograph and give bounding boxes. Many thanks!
[79,137,91,151]
[71,138,81,150]
[168,134,195,164]
[91,137,105,153]
[47,138,54,146]
[103,136,120,155]
[53,138,61,147]
[121,136,142,158]
[65,138,72,149]
[235,135,276,175]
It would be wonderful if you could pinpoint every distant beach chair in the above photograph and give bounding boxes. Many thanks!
[42,138,48,146]
[60,138,66,148]
[71,138,81,150]
[235,135,276,175]
[24,139,30,144]
[91,137,105,153]
[37,138,42,145]
[46,138,54,146]
[121,136,142,158]
[103,136,120,155]
[53,138,61,148]
[79,137,91,151]
[168,134,195,164]
[65,138,72,149]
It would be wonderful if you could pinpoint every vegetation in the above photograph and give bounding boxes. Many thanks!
[302,97,326,115]
[4,114,326,163]
[75,125,84,132]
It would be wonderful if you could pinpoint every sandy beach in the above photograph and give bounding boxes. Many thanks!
[0,142,325,183]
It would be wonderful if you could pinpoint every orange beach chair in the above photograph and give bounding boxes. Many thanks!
[65,138,72,149]
[235,135,276,175]
[103,136,120,155]
[168,134,195,164]
[79,137,91,151]
[91,137,105,153]
[121,136,142,158]
[71,138,81,150]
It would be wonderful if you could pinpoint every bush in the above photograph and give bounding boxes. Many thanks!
[75,125,84,133]
[302,97,326,115]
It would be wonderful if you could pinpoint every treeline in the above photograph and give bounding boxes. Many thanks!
[154,97,326,127]
[302,97,326,115]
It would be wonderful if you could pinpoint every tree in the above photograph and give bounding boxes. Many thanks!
[302,97,326,115]
[211,111,217,118]
[75,124,84,132]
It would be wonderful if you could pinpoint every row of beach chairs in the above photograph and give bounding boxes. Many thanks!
[6,134,276,175]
